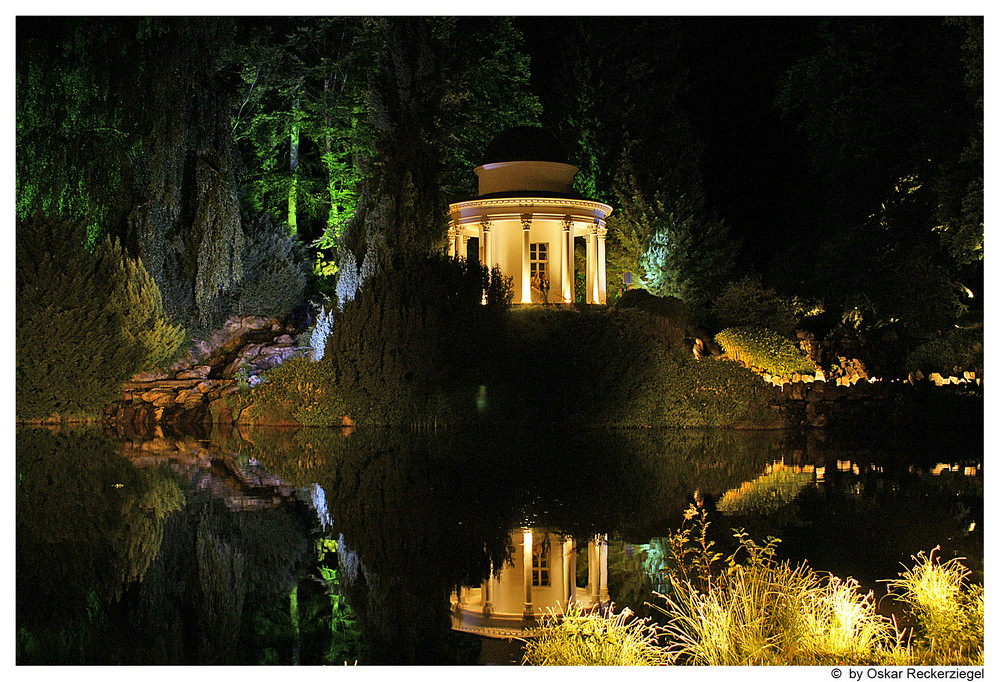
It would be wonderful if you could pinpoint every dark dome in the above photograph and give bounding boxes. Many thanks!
[481,126,569,165]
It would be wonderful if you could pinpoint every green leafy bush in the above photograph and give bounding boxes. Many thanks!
[713,276,799,336]
[497,307,779,428]
[715,326,816,379]
[105,238,187,370]
[228,355,345,427]
[657,352,781,428]
[16,216,184,421]
[905,325,983,377]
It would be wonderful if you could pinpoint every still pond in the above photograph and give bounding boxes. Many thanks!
[16,423,982,665]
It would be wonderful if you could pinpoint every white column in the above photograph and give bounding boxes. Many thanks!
[458,227,468,260]
[481,219,493,269]
[521,214,532,304]
[523,529,534,618]
[585,228,597,304]
[447,226,457,258]
[562,216,573,304]
[597,225,608,305]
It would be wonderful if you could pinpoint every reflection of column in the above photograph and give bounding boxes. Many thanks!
[523,529,534,618]
[562,537,575,607]
[447,226,457,258]
[562,216,573,304]
[588,538,599,605]
[597,225,607,305]
[599,534,610,603]
[521,213,532,304]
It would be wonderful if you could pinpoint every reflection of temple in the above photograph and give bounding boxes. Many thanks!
[450,528,610,638]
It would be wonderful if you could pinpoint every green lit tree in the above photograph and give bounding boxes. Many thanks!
[232,18,369,261]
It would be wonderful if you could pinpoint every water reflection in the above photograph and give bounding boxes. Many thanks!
[16,426,315,665]
[16,422,982,665]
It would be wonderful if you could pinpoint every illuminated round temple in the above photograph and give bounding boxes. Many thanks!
[448,127,613,304]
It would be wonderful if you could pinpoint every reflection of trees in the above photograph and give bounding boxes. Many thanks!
[115,494,312,664]
[717,466,813,517]
[776,468,983,591]
[16,427,184,632]
[16,426,314,664]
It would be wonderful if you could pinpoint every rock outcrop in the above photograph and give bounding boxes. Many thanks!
[107,315,306,429]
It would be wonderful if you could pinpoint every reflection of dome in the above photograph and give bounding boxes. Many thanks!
[481,126,569,165]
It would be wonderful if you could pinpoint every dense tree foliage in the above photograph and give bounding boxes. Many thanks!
[524,17,737,307]
[232,18,369,253]
[17,17,539,330]
[339,17,541,269]
[774,18,982,343]
[17,17,255,330]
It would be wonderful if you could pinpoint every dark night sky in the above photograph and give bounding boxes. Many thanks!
[516,16,821,274]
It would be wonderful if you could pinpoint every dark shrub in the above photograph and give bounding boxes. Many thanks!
[329,255,512,425]
[229,212,311,321]
[713,277,798,336]
[905,325,984,377]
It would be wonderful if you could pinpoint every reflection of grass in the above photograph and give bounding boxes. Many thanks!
[522,605,670,665]
[717,466,812,516]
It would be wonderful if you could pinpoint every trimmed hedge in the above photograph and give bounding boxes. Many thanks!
[715,326,816,379]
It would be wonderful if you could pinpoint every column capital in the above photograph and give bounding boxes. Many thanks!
[479,216,493,232]
[596,226,608,239]
[520,213,533,230]
[561,215,574,231]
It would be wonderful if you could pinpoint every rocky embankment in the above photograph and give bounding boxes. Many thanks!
[106,315,305,431]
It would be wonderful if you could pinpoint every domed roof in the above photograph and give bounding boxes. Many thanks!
[481,126,569,165]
